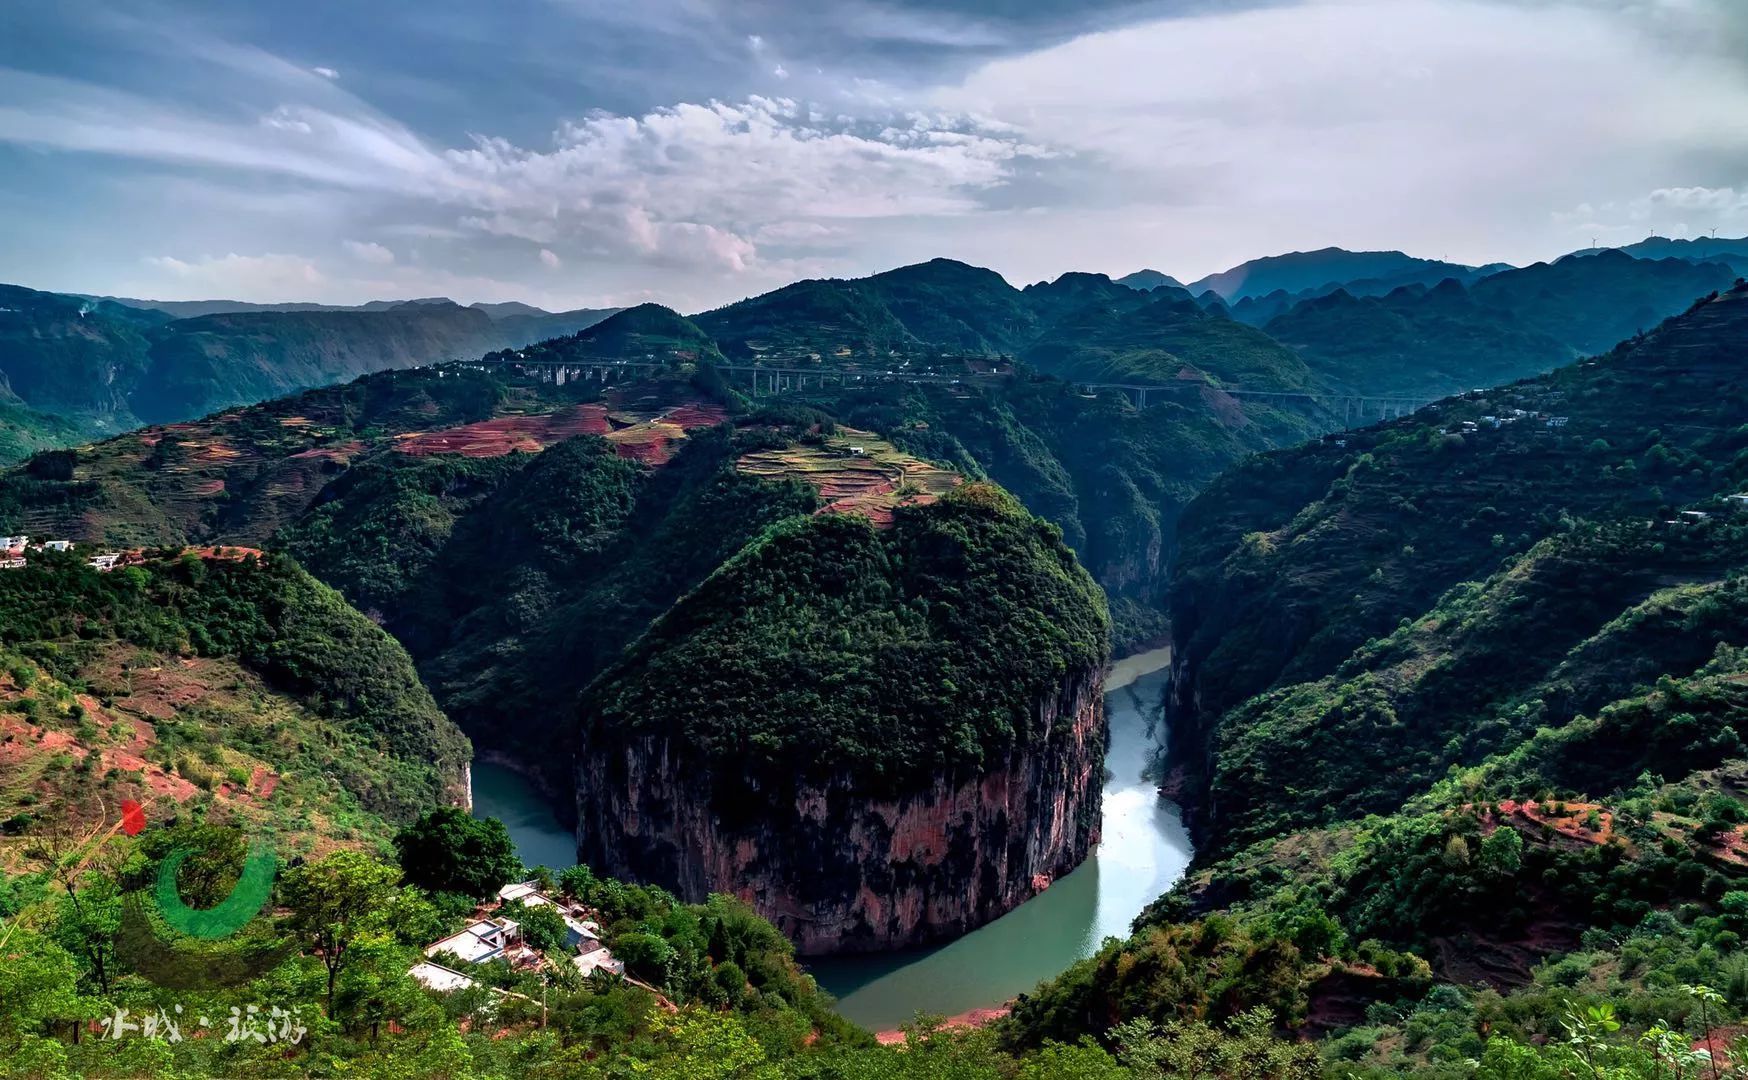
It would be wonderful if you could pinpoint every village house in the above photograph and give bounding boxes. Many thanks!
[88,553,122,572]
[1680,510,1712,525]
[38,540,72,552]
[407,961,483,993]
[498,881,600,949]
[0,535,27,555]
[424,916,524,965]
[1726,493,1748,514]
[411,882,627,996]
[572,939,626,977]
[0,557,26,570]
[494,881,624,974]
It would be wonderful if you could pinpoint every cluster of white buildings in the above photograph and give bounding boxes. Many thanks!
[407,880,624,996]
[0,534,83,570]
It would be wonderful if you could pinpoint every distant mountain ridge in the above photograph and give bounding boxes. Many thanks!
[0,283,621,452]
[1185,248,1495,301]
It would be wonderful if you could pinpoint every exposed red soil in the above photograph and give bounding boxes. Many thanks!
[659,402,729,429]
[289,439,364,461]
[1492,799,1615,849]
[394,401,728,463]
[1694,1025,1748,1068]
[875,1006,1011,1046]
[1710,824,1748,867]
[393,404,613,457]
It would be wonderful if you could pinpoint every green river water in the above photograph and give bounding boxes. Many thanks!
[471,647,1190,1031]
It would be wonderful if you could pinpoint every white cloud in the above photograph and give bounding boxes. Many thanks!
[538,248,561,269]
[932,0,1748,277]
[143,252,326,293]
[10,0,1748,308]
[1646,186,1748,214]
[342,239,396,264]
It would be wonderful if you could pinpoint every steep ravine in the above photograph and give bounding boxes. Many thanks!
[577,664,1106,955]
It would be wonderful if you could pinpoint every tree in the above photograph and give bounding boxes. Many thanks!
[1478,825,1525,878]
[614,931,677,986]
[557,864,596,901]
[281,850,400,1013]
[516,900,570,958]
[393,808,522,900]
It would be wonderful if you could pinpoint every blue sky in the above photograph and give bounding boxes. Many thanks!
[2,0,1746,310]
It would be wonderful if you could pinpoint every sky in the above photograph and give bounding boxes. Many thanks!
[2,0,1746,312]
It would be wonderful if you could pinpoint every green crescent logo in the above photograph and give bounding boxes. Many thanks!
[153,840,278,939]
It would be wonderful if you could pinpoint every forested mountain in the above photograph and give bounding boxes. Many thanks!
[1181,248,1496,302]
[994,281,1748,1075]
[1114,268,1184,291]
[91,291,622,335]
[693,258,1043,360]
[0,283,620,461]
[0,548,469,843]
[1257,250,1740,399]
[1572,234,1748,277]
[1019,292,1317,388]
[1261,280,1573,397]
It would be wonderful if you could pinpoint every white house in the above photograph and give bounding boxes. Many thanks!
[424,917,521,964]
[0,535,26,553]
[571,940,626,977]
[1726,494,1748,514]
[0,557,26,570]
[499,881,599,948]
[408,961,481,993]
[39,540,72,552]
[88,553,122,572]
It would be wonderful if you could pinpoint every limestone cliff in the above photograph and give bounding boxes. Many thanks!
[577,662,1105,954]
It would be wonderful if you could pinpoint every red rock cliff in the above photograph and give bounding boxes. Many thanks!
[576,663,1106,955]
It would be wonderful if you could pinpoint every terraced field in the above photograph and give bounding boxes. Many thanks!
[736,428,960,526]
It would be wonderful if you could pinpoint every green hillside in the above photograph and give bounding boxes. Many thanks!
[0,284,618,457]
[128,302,506,423]
[0,549,468,846]
[804,375,1322,650]
[584,484,1108,791]
[994,281,1748,1077]
[1020,293,1317,388]
[693,258,1040,362]
[1263,280,1575,398]
[1466,250,1739,354]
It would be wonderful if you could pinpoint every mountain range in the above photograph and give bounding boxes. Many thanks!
[6,233,1748,1073]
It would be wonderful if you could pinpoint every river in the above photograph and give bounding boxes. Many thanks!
[470,645,1191,1032]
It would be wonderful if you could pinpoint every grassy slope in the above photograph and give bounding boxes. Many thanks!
[0,551,468,853]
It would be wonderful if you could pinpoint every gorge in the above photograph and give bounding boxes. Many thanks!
[477,645,1191,1028]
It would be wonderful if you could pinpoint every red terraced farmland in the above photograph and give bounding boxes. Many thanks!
[393,404,613,457]
[736,429,960,528]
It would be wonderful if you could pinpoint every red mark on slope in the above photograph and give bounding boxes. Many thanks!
[120,800,147,836]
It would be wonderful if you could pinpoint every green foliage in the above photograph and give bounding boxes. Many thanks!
[394,807,522,899]
[0,552,467,820]
[585,483,1109,789]
[513,899,570,957]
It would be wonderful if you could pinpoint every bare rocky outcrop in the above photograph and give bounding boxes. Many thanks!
[576,664,1106,955]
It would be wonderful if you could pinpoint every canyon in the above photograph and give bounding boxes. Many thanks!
[577,663,1107,954]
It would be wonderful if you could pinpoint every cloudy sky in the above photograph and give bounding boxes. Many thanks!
[2,0,1746,311]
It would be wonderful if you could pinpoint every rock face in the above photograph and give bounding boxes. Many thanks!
[576,664,1106,955]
